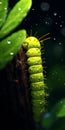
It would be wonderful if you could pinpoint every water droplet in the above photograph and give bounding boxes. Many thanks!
[53,12,57,16]
[18,7,22,11]
[32,8,35,11]
[7,40,11,44]
[53,37,56,40]
[10,52,14,55]
[59,42,62,45]
[4,7,7,10]
[0,2,2,4]
[40,2,50,11]
[45,21,48,24]
[60,24,62,28]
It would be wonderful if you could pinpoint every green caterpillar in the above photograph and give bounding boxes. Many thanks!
[23,34,50,123]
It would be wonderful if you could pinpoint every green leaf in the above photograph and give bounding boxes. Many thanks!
[0,0,8,28]
[0,0,32,38]
[0,30,26,70]
[56,99,65,118]
[50,118,65,130]
[42,99,65,129]
[46,65,65,94]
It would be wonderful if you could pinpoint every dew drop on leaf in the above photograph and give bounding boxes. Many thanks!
[7,40,11,44]
[10,52,14,55]
[4,7,7,10]
[0,1,2,5]
[18,7,22,11]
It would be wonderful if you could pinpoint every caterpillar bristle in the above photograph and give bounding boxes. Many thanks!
[41,50,44,54]
[43,69,47,74]
[30,29,32,36]
[43,66,47,69]
[43,77,47,81]
[39,33,50,40]
[40,37,51,43]
[44,85,48,89]
[45,100,48,106]
[42,61,46,65]
[45,93,49,97]
[34,31,38,37]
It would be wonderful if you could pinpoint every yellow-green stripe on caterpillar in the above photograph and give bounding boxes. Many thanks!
[23,34,50,123]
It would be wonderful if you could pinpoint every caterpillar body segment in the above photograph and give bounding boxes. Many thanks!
[23,36,45,123]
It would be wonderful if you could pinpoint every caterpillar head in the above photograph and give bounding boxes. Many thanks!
[23,36,40,50]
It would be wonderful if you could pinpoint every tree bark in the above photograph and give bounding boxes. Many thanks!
[0,48,35,130]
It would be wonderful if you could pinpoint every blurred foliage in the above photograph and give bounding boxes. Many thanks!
[41,64,65,129]
[0,0,32,69]
[46,64,65,98]
[0,0,8,28]
[0,30,26,69]
[42,98,65,130]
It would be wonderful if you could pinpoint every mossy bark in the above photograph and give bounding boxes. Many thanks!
[0,48,35,130]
